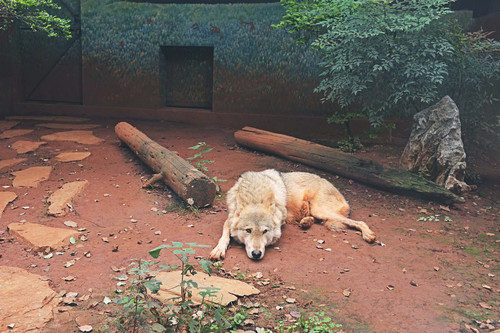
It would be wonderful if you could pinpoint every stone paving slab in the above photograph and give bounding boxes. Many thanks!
[0,129,34,139]
[0,266,58,333]
[47,180,89,216]
[11,166,52,188]
[0,158,27,171]
[0,120,19,132]
[10,140,47,154]
[8,222,80,251]
[0,192,17,219]
[55,151,91,162]
[154,270,260,306]
[41,130,104,145]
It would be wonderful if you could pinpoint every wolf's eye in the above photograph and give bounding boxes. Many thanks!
[245,229,252,234]
[262,229,268,234]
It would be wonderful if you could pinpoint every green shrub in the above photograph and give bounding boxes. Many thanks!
[275,0,500,137]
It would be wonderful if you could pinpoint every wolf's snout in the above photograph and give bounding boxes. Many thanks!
[251,250,262,260]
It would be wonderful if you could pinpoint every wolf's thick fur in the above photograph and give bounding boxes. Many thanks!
[209,169,376,260]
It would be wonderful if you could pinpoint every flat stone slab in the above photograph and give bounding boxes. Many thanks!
[0,158,27,171]
[8,222,80,251]
[0,192,17,219]
[36,123,100,130]
[47,180,89,216]
[0,120,19,132]
[10,140,47,154]
[6,115,90,123]
[0,129,34,139]
[55,151,91,162]
[41,130,104,145]
[0,266,58,332]
[11,166,52,188]
[154,271,260,306]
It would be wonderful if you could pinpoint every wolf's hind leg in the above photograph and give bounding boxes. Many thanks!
[324,220,346,232]
[312,205,375,242]
[326,216,375,242]
[298,216,315,229]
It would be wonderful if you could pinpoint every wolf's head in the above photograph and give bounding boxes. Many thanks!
[231,190,283,260]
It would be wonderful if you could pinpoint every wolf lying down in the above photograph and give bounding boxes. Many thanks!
[209,169,376,261]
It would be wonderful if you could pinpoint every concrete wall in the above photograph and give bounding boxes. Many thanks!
[80,0,329,116]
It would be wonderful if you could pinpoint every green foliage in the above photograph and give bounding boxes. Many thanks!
[115,242,252,332]
[114,258,167,333]
[149,242,212,303]
[440,28,500,135]
[0,0,71,38]
[275,311,342,333]
[273,0,359,44]
[336,137,363,153]
[275,0,500,135]
[187,142,227,193]
[417,215,452,222]
[188,142,214,172]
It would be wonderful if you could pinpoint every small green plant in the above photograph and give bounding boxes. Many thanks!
[114,258,166,333]
[188,142,214,172]
[149,242,212,303]
[418,215,452,222]
[187,142,227,193]
[212,176,228,193]
[275,311,342,333]
[115,242,251,332]
[336,137,364,153]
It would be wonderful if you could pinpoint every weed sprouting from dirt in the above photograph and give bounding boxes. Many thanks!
[273,311,343,333]
[113,242,250,333]
[187,141,227,193]
[187,142,214,172]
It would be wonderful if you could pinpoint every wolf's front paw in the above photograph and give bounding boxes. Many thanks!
[208,246,226,261]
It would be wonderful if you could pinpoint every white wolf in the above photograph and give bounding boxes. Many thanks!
[209,169,376,260]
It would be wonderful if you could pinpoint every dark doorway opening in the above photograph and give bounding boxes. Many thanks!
[160,46,214,109]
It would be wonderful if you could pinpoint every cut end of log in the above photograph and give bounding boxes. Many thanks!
[185,177,217,207]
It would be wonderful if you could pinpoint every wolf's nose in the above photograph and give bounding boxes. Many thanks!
[251,250,262,259]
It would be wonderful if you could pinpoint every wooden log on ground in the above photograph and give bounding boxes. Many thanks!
[234,127,462,204]
[115,122,216,207]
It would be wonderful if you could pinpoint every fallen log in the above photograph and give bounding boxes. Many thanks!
[115,122,216,207]
[234,127,462,204]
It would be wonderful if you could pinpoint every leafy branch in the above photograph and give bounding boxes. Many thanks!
[0,0,71,38]
[275,0,500,141]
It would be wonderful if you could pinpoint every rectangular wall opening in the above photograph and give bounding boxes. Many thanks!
[160,46,214,109]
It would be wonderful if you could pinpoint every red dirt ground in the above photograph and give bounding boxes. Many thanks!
[0,118,498,333]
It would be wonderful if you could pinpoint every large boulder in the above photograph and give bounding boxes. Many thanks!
[400,96,470,194]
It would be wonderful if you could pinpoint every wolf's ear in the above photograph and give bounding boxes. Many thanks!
[261,192,275,207]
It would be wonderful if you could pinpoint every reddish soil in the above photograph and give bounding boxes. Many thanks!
[0,118,498,333]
